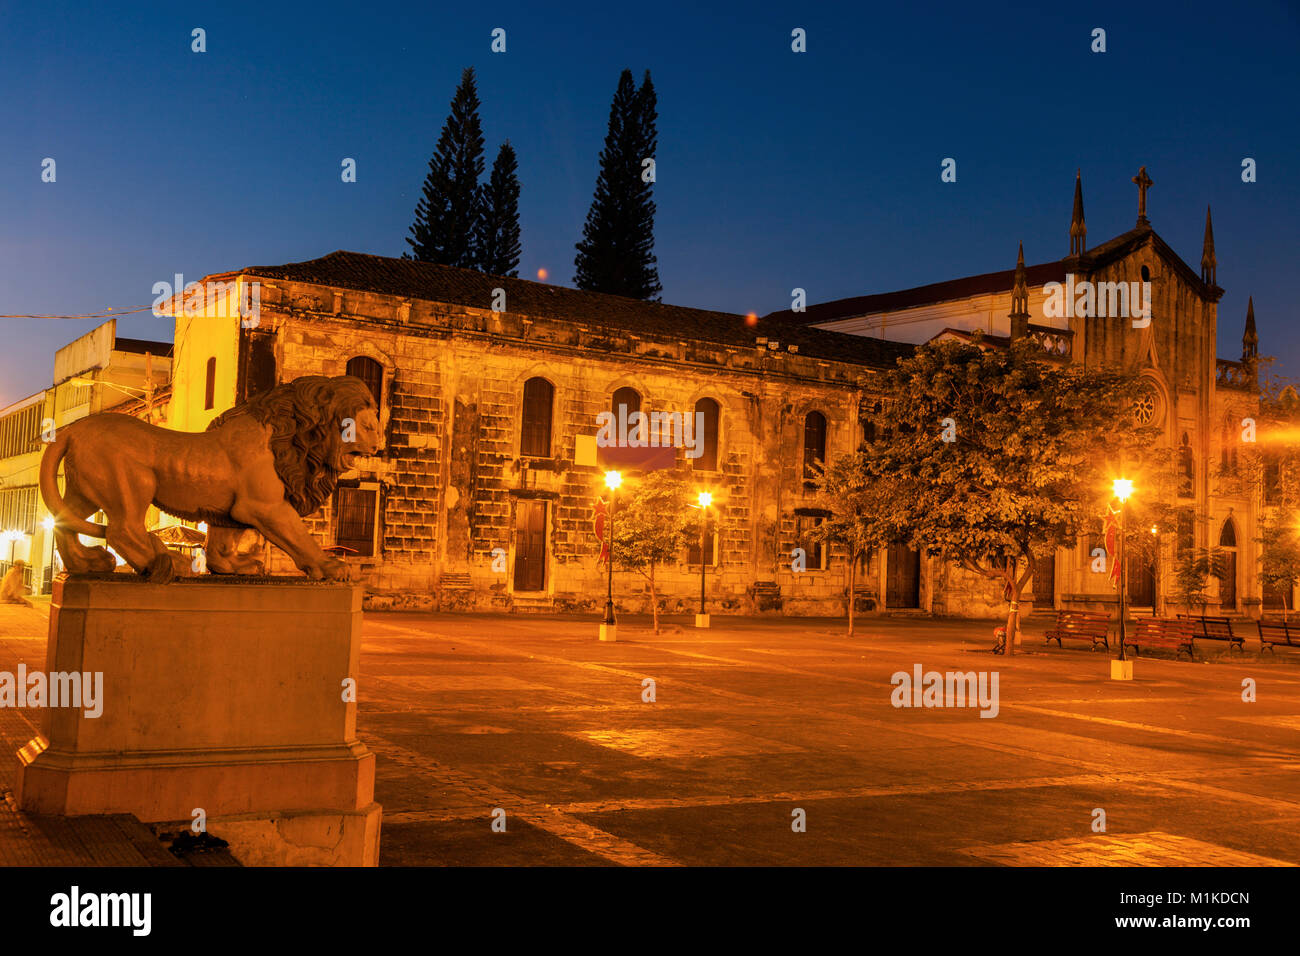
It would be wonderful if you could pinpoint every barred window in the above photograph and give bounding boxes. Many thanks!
[693,398,720,471]
[346,356,383,411]
[0,486,39,534]
[803,411,827,487]
[334,485,377,557]
[520,377,554,458]
[797,513,827,570]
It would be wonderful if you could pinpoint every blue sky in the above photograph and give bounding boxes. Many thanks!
[1,0,1296,407]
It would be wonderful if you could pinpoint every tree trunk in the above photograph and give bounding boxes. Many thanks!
[847,550,856,638]
[649,563,659,634]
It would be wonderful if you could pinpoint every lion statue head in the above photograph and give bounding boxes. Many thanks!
[208,375,382,516]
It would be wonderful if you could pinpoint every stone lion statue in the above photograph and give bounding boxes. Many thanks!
[39,375,382,583]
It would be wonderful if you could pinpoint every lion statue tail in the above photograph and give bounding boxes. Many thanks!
[39,428,107,538]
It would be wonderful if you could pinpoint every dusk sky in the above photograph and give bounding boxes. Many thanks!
[1,0,1296,408]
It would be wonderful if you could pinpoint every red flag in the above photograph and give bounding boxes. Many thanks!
[1104,501,1122,584]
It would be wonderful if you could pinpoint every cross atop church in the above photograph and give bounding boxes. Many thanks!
[1132,166,1153,226]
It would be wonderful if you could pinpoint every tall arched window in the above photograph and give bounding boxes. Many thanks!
[803,411,827,487]
[520,377,554,457]
[693,398,720,471]
[1178,432,1194,497]
[1221,418,1238,476]
[1219,518,1238,608]
[611,386,642,444]
[204,356,217,410]
[346,356,384,411]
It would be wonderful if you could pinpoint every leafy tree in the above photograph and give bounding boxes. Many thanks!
[611,470,691,633]
[838,337,1166,655]
[477,141,522,277]
[1259,513,1300,619]
[573,69,661,300]
[810,451,907,637]
[407,67,485,268]
[1170,546,1229,615]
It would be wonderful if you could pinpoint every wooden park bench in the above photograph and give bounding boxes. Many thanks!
[1043,610,1110,650]
[1257,618,1300,654]
[1176,613,1245,652]
[1129,617,1195,658]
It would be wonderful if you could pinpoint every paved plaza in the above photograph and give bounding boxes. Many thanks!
[2,602,1299,866]
[359,611,1300,866]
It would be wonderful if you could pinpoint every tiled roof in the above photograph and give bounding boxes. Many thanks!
[764,261,1068,326]
[241,250,913,370]
[764,225,1212,326]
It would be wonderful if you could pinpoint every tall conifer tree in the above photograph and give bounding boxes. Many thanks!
[574,69,661,300]
[477,141,522,277]
[407,67,486,267]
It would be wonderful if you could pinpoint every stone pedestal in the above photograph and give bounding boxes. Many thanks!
[1110,659,1134,681]
[599,623,618,642]
[15,574,381,866]
[694,613,710,628]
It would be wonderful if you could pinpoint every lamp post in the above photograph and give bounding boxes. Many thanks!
[695,491,712,628]
[600,470,621,642]
[1112,478,1134,678]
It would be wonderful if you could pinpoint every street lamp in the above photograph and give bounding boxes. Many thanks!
[696,491,712,628]
[600,470,622,642]
[1112,478,1133,668]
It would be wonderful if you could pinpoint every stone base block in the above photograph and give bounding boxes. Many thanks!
[14,574,381,866]
[694,613,710,628]
[599,623,617,642]
[1110,659,1134,681]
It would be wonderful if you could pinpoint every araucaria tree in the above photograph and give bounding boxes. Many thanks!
[573,69,661,300]
[407,67,486,268]
[842,337,1165,655]
[611,470,691,633]
[476,141,522,277]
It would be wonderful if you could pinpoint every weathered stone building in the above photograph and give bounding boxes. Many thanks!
[164,256,909,614]
[165,169,1269,618]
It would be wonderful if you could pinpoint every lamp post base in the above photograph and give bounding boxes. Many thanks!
[1110,659,1134,681]
[599,623,618,642]
[694,613,710,628]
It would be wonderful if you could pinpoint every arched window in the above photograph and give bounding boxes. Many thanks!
[346,356,384,410]
[520,377,554,457]
[1178,432,1194,497]
[803,411,827,487]
[1219,518,1238,608]
[611,386,642,444]
[693,398,720,471]
[204,356,217,410]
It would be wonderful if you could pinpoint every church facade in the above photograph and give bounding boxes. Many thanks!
[165,168,1270,619]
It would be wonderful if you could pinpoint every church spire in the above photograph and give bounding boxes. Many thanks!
[1243,296,1258,362]
[1069,170,1086,256]
[1009,241,1029,339]
[1201,205,1217,286]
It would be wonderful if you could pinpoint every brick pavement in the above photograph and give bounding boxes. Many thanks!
[2,603,1299,866]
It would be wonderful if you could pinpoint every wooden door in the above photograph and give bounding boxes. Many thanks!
[1126,556,1156,608]
[886,543,920,608]
[513,500,547,592]
[1220,551,1237,609]
[1032,554,1056,606]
